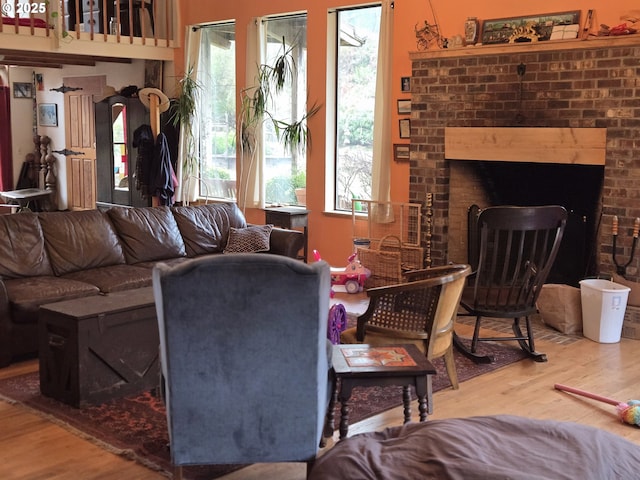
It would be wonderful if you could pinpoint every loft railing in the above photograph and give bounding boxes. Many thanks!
[0,0,176,48]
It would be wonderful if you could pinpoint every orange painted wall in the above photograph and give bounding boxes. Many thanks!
[177,0,637,265]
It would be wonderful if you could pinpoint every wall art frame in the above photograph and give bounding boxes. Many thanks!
[399,119,411,139]
[400,76,410,92]
[393,144,410,162]
[397,99,411,115]
[38,103,58,127]
[13,82,33,98]
[481,10,581,45]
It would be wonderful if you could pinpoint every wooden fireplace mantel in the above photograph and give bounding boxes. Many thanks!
[444,127,607,165]
[409,34,640,60]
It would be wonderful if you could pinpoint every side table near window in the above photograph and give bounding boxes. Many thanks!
[265,207,309,262]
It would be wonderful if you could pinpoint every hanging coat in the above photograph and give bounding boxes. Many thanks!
[150,132,175,206]
[133,124,155,199]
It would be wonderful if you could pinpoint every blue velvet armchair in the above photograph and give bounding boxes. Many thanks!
[152,253,332,478]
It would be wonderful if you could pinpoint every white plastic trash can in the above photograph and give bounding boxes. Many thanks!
[579,279,630,343]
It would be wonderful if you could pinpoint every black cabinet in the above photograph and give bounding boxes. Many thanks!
[95,95,151,208]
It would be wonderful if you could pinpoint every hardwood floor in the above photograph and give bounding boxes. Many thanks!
[1,322,639,479]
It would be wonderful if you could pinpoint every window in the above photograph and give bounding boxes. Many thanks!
[333,5,381,211]
[263,14,308,206]
[196,23,237,200]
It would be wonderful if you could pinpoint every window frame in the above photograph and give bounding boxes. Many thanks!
[328,4,382,213]
[194,21,238,202]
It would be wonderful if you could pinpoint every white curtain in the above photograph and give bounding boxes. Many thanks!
[370,0,394,222]
[239,17,266,211]
[176,26,201,204]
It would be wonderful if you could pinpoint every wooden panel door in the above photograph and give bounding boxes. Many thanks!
[63,76,105,210]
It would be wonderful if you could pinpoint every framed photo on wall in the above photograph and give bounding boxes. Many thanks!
[393,144,410,162]
[38,103,58,127]
[400,76,410,92]
[399,119,411,139]
[13,82,33,98]
[397,99,411,115]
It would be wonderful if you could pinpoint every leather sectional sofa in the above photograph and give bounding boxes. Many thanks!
[0,202,304,367]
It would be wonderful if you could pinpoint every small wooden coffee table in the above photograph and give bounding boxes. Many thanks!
[324,344,436,440]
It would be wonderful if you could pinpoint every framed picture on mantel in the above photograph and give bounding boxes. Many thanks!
[481,10,581,45]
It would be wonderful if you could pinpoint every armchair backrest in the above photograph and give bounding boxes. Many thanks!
[357,264,471,359]
[153,253,331,467]
[469,205,567,316]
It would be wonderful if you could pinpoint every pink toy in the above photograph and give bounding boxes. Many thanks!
[554,383,640,427]
[313,250,370,294]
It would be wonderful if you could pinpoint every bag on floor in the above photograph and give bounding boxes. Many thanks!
[537,284,582,335]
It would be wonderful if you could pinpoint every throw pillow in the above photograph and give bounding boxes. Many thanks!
[224,225,273,253]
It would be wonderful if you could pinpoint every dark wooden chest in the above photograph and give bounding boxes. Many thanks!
[38,287,159,407]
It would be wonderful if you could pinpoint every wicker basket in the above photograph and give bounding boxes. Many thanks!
[357,235,424,288]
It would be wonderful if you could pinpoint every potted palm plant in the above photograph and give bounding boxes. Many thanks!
[170,66,201,204]
[239,37,320,209]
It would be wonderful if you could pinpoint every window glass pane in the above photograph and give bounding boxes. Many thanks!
[264,15,307,206]
[197,23,237,200]
[335,6,381,211]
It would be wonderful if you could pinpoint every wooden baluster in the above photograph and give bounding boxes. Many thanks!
[165,0,169,46]
[39,136,50,189]
[45,153,58,211]
[115,0,120,42]
[88,0,94,38]
[127,0,133,43]
[153,0,158,45]
[102,0,105,42]
[74,0,81,38]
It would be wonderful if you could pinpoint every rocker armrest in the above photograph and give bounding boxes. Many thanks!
[268,227,305,259]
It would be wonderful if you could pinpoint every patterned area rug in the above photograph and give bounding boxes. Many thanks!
[0,341,527,479]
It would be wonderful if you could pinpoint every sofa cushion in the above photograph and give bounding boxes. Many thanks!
[224,225,273,253]
[107,206,187,264]
[135,256,194,270]
[5,276,100,325]
[0,212,53,279]
[62,264,153,293]
[38,210,125,276]
[172,202,247,257]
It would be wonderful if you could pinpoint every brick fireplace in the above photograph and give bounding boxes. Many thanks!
[409,36,640,283]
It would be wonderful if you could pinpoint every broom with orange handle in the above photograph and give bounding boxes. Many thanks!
[554,383,640,427]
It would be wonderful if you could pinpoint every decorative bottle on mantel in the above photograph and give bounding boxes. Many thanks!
[464,17,479,45]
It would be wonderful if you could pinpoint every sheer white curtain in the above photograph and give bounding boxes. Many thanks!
[370,0,394,221]
[176,26,201,204]
[239,17,266,211]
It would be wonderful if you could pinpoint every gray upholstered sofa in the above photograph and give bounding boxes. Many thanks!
[0,202,304,367]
